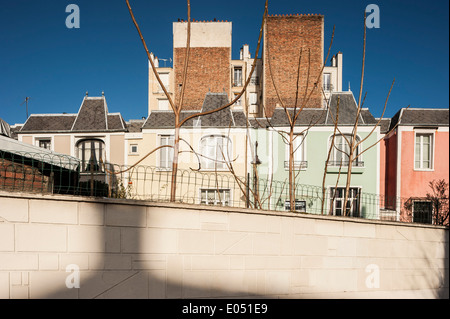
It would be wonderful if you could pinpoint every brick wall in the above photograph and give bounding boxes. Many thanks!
[174,47,231,110]
[0,159,50,194]
[263,15,324,117]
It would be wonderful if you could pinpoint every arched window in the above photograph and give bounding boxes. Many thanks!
[76,139,106,173]
[200,135,232,170]
[329,134,363,167]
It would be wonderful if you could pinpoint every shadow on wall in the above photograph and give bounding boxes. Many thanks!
[28,199,269,299]
[1,193,448,299]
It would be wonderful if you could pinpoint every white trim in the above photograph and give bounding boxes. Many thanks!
[157,134,174,171]
[411,199,433,224]
[70,96,87,131]
[198,134,232,172]
[376,130,380,204]
[34,136,54,151]
[284,133,307,171]
[413,130,435,171]
[326,185,363,217]
[128,143,139,156]
[198,187,232,206]
[396,127,402,220]
[326,133,363,167]
[398,125,449,132]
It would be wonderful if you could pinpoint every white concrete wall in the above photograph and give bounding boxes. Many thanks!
[173,22,232,48]
[0,191,448,299]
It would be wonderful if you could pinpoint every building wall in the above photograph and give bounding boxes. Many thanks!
[148,65,174,114]
[109,135,125,166]
[54,135,71,155]
[173,22,232,110]
[252,127,380,216]
[263,15,324,117]
[380,131,398,210]
[0,191,448,299]
[400,129,449,200]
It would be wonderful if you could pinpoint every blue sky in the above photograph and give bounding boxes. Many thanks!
[1,0,448,125]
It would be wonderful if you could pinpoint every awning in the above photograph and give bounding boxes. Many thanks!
[0,135,80,170]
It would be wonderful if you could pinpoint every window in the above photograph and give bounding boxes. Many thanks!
[413,200,432,224]
[330,187,361,217]
[38,139,51,150]
[159,135,174,170]
[76,139,106,173]
[157,73,170,92]
[323,73,332,91]
[233,67,243,87]
[284,200,306,212]
[129,144,139,155]
[200,189,231,206]
[234,93,242,107]
[200,135,231,170]
[285,134,307,170]
[329,134,363,167]
[158,99,169,111]
[249,92,257,105]
[415,133,433,170]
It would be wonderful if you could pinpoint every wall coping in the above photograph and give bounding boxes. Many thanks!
[1,190,448,231]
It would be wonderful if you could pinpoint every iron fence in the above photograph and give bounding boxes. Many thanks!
[1,150,447,225]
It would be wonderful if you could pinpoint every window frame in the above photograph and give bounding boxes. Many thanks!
[199,188,231,206]
[284,133,307,170]
[156,72,170,93]
[158,134,174,171]
[323,73,332,92]
[329,186,361,217]
[233,66,243,87]
[199,135,232,171]
[414,131,434,171]
[412,200,433,224]
[36,138,52,151]
[76,138,106,173]
[328,134,364,167]
[129,143,139,156]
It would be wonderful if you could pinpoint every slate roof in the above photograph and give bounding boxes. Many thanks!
[0,118,11,137]
[19,96,127,133]
[126,119,146,133]
[389,108,449,129]
[377,118,392,134]
[20,114,77,132]
[251,92,378,128]
[143,92,248,129]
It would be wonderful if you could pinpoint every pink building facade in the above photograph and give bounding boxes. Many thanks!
[380,108,449,224]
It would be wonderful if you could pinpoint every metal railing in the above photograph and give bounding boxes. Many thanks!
[1,150,447,225]
[284,161,308,170]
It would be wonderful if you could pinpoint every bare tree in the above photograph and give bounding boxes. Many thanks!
[329,11,409,217]
[255,22,335,212]
[426,179,449,226]
[125,0,268,202]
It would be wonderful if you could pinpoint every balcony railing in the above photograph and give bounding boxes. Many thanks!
[233,80,243,87]
[323,83,334,92]
[328,160,364,167]
[284,161,308,170]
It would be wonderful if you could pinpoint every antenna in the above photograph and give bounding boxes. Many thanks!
[21,97,31,119]
[158,58,172,67]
